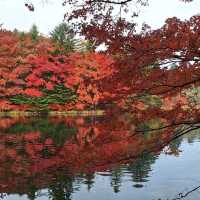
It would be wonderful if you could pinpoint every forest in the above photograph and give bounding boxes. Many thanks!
[0,16,199,130]
[0,0,200,199]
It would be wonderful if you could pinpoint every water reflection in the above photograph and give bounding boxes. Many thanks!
[0,115,199,200]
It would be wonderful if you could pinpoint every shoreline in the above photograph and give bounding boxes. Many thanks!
[0,110,105,117]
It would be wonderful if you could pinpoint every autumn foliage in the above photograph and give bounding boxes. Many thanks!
[0,1,200,198]
[0,30,116,111]
[0,16,200,118]
[0,114,196,195]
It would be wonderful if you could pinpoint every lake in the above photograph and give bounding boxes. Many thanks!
[0,115,199,200]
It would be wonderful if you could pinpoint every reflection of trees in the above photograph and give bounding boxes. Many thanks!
[110,167,123,193]
[110,151,159,191]
[0,115,199,199]
[164,128,200,155]
[167,136,183,155]
[126,152,157,184]
[0,193,7,200]
[48,175,74,200]
[5,118,77,147]
[27,190,37,200]
[26,178,38,200]
[83,173,95,191]
[185,129,200,144]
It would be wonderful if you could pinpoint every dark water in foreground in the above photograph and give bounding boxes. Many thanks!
[0,115,199,200]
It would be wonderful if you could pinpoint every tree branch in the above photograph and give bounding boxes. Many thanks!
[90,0,133,4]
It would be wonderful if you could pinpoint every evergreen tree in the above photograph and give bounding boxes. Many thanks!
[50,23,75,53]
[30,24,39,42]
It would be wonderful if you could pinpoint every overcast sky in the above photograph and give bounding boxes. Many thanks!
[0,0,200,35]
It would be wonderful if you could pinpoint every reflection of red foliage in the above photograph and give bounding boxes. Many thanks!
[24,131,40,141]
[0,115,189,194]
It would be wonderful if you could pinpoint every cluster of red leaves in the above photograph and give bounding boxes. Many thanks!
[0,30,56,109]
[25,52,115,109]
[0,30,115,110]
[1,15,200,114]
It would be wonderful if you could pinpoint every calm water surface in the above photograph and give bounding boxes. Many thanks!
[0,115,199,200]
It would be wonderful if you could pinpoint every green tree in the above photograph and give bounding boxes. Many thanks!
[75,40,95,52]
[50,23,76,53]
[29,24,39,42]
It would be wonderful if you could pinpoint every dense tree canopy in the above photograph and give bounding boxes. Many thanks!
[0,3,200,198]
[0,1,199,127]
